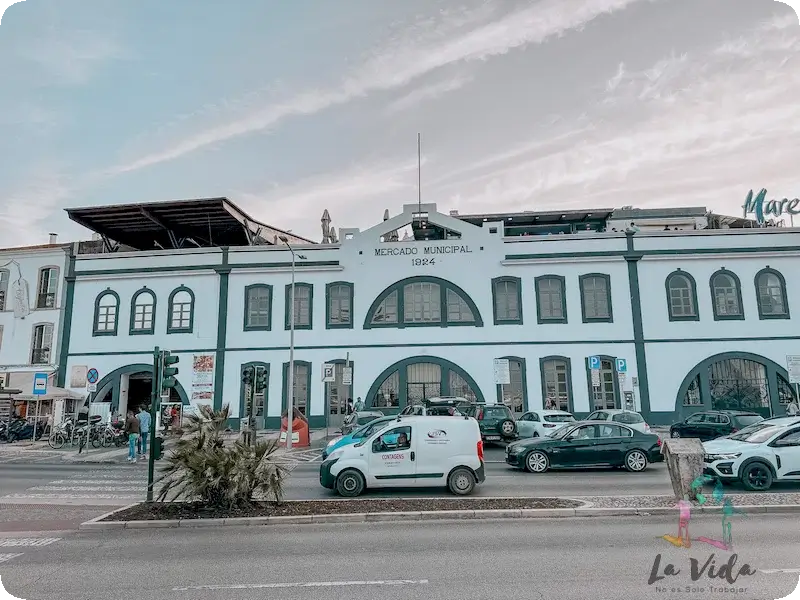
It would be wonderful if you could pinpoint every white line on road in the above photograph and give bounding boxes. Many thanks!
[173,579,429,591]
[0,554,23,563]
[0,493,141,499]
[0,539,61,547]
[760,569,800,574]
[29,486,144,492]
[48,480,145,485]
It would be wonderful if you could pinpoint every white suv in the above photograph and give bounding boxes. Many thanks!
[586,409,651,434]
[702,417,800,491]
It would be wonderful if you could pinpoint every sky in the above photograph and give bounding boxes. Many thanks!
[0,0,798,246]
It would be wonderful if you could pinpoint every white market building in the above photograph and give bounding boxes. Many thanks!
[57,198,800,428]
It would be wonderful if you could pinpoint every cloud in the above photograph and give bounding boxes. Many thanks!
[107,0,647,175]
[430,14,800,215]
[13,29,124,86]
[385,74,474,114]
[0,165,73,247]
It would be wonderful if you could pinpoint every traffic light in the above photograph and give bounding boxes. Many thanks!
[161,351,180,393]
[242,366,254,387]
[254,367,267,393]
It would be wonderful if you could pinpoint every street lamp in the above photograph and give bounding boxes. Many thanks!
[279,235,306,450]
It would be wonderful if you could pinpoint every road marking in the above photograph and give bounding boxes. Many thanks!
[48,479,145,485]
[0,554,23,563]
[0,493,142,500]
[29,486,143,492]
[761,569,800,574]
[173,579,430,591]
[0,538,61,547]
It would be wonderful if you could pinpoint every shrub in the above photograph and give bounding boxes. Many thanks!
[155,404,287,508]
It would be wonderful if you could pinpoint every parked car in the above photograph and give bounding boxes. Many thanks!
[702,417,800,491]
[399,397,473,417]
[586,409,651,434]
[516,410,575,438]
[340,409,384,435]
[669,410,763,441]
[505,421,663,473]
[323,415,397,459]
[461,404,518,443]
[320,415,486,497]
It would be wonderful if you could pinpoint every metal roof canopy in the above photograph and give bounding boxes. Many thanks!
[456,208,614,227]
[65,197,314,251]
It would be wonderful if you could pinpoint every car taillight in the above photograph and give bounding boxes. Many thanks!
[477,440,484,462]
[645,424,651,432]
[476,409,483,420]
[656,437,662,446]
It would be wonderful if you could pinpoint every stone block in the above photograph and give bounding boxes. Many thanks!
[662,438,705,501]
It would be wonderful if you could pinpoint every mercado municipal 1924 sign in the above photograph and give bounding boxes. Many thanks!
[374,244,474,267]
[743,188,800,224]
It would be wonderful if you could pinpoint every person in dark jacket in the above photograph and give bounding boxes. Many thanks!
[125,411,140,463]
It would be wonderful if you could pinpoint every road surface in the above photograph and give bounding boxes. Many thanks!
[1,514,798,600]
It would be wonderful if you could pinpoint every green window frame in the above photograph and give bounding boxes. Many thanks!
[93,288,120,337]
[534,275,567,324]
[285,282,313,330]
[709,268,745,321]
[495,356,528,412]
[579,273,613,323]
[282,360,312,416]
[491,276,523,325]
[539,355,573,413]
[665,269,699,322]
[129,287,156,335]
[363,276,483,329]
[167,285,195,334]
[326,281,354,329]
[244,284,273,331]
[754,267,790,321]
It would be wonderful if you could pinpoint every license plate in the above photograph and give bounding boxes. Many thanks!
[485,435,501,441]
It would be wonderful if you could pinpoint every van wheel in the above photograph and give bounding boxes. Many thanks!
[336,469,365,497]
[447,467,476,495]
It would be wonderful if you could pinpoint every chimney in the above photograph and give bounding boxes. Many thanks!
[449,210,459,216]
[48,233,58,244]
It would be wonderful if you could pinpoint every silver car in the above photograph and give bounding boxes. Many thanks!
[585,409,651,434]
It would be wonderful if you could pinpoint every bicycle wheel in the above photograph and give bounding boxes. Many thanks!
[48,433,65,450]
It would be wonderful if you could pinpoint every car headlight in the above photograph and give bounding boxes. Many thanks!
[327,449,344,461]
[327,437,342,447]
[704,453,741,462]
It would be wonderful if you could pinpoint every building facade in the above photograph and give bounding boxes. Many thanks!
[0,240,79,420]
[59,202,800,428]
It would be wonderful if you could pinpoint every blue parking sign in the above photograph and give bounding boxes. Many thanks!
[589,356,601,370]
[616,358,627,373]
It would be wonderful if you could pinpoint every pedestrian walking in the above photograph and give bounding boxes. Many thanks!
[137,405,151,456]
[785,399,799,416]
[545,396,556,410]
[125,410,140,463]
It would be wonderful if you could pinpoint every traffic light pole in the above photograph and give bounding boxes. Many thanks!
[146,347,161,503]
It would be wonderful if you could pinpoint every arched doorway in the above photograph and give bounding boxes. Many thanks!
[675,352,797,419]
[92,363,190,416]
[364,356,484,413]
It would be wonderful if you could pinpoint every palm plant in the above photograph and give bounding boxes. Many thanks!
[155,404,287,508]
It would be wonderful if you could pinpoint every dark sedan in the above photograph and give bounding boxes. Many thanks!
[669,410,763,441]
[505,421,663,473]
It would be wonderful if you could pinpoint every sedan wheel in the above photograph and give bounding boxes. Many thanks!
[525,450,549,473]
[670,430,681,438]
[624,449,648,472]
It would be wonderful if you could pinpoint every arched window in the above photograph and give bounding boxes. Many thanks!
[710,269,744,320]
[326,282,353,329]
[167,286,195,334]
[665,270,699,321]
[535,275,567,324]
[364,277,483,329]
[93,289,120,336]
[282,361,311,415]
[755,268,790,320]
[579,273,613,323]
[491,276,522,325]
[244,284,273,331]
[129,288,156,335]
[497,357,527,416]
[540,357,572,412]
[0,269,9,311]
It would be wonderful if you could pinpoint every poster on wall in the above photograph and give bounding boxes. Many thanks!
[191,354,215,403]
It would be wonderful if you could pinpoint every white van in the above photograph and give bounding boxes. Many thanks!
[319,415,486,497]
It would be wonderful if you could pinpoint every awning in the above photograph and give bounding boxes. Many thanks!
[13,387,85,401]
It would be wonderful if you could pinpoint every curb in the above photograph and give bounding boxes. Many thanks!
[79,503,800,530]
